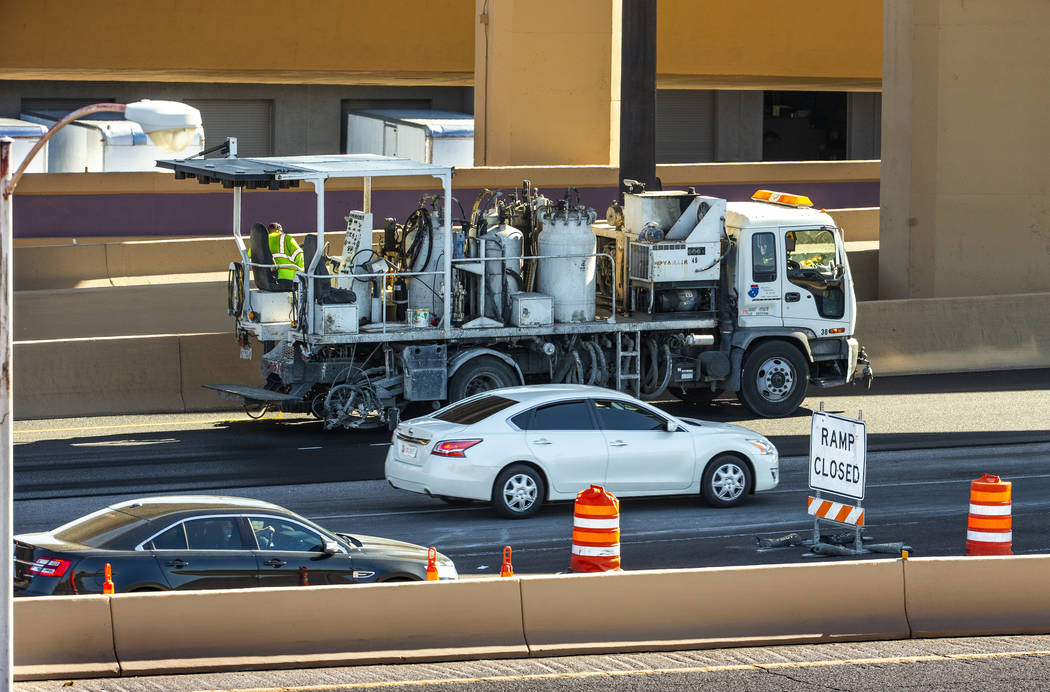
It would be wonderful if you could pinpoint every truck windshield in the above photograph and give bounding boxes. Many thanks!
[434,395,519,425]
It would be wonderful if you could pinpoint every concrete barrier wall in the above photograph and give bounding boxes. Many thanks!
[14,283,231,341]
[904,556,1050,637]
[831,207,879,242]
[13,595,118,681]
[15,555,1050,681]
[178,332,263,411]
[14,243,110,291]
[13,332,260,419]
[14,234,346,290]
[856,292,1050,375]
[520,561,908,655]
[14,335,185,419]
[109,580,528,675]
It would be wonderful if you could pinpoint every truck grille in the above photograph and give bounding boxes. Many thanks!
[629,243,651,281]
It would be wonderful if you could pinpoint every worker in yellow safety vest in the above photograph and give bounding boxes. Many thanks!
[266,222,304,287]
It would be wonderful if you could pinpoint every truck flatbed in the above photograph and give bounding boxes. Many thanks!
[285,313,719,345]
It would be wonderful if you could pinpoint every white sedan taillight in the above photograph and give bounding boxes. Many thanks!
[431,439,482,457]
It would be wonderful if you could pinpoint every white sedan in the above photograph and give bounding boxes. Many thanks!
[385,384,779,519]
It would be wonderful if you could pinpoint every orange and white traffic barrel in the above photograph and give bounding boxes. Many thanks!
[966,473,1012,556]
[569,484,620,572]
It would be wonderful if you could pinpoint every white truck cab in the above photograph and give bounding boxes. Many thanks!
[721,190,866,416]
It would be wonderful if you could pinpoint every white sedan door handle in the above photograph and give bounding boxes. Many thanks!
[609,440,628,447]
[532,438,552,445]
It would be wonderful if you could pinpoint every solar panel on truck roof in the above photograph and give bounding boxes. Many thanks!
[156,153,452,188]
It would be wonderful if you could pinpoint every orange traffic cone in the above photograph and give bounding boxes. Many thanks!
[966,473,1012,555]
[425,546,439,581]
[299,566,310,586]
[102,563,115,594]
[500,546,514,577]
[569,484,621,572]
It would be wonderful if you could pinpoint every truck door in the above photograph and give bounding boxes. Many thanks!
[735,229,783,328]
[781,227,852,336]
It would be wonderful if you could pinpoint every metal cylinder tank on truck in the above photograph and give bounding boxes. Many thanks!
[537,205,598,323]
[408,208,447,320]
[480,222,524,320]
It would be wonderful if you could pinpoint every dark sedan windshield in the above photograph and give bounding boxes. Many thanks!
[52,507,149,548]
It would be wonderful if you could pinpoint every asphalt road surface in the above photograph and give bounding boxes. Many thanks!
[13,370,1050,501]
[13,369,1050,574]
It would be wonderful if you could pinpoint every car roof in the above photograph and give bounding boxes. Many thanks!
[480,384,634,404]
[109,495,290,520]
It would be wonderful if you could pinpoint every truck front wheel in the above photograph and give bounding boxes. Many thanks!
[738,341,808,418]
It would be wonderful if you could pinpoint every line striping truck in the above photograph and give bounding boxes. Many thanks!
[158,147,872,429]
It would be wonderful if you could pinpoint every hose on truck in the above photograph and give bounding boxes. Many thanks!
[640,337,673,400]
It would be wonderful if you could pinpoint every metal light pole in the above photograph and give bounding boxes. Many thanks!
[1,135,13,692]
[0,101,200,688]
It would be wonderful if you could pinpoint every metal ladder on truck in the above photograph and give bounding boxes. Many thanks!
[615,330,642,398]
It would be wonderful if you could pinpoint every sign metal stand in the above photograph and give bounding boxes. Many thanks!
[810,402,867,555]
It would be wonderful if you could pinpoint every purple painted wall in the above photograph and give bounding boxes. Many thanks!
[14,181,878,238]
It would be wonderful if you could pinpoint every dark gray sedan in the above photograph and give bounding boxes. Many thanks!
[14,495,457,595]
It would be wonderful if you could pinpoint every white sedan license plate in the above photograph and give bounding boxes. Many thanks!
[400,442,418,459]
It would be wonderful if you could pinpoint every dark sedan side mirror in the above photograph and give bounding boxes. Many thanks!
[323,539,340,555]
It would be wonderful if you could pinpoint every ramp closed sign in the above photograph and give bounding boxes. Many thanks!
[809,411,867,499]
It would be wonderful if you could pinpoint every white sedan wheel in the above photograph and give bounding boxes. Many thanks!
[503,473,537,511]
[493,465,546,519]
[701,455,752,508]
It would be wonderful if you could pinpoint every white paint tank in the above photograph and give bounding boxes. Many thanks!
[537,205,598,323]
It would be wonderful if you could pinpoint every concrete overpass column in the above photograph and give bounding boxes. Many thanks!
[474,0,622,166]
[880,0,1050,299]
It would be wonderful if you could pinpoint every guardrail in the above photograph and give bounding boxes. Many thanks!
[14,555,1050,681]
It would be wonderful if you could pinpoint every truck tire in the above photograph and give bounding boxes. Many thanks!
[738,340,808,418]
[448,356,517,402]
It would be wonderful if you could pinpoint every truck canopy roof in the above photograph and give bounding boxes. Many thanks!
[156,153,453,188]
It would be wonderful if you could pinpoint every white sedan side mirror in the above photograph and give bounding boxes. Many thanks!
[666,420,679,433]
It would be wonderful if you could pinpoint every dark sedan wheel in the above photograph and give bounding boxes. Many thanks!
[701,455,753,508]
[492,464,545,519]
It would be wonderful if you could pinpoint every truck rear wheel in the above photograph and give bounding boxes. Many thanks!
[738,341,808,418]
[448,357,517,402]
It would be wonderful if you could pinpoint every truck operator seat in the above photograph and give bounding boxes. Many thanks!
[249,222,286,292]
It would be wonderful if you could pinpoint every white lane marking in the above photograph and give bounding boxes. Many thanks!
[370,443,392,447]
[298,446,323,451]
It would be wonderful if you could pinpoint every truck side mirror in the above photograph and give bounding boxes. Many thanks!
[785,232,796,253]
